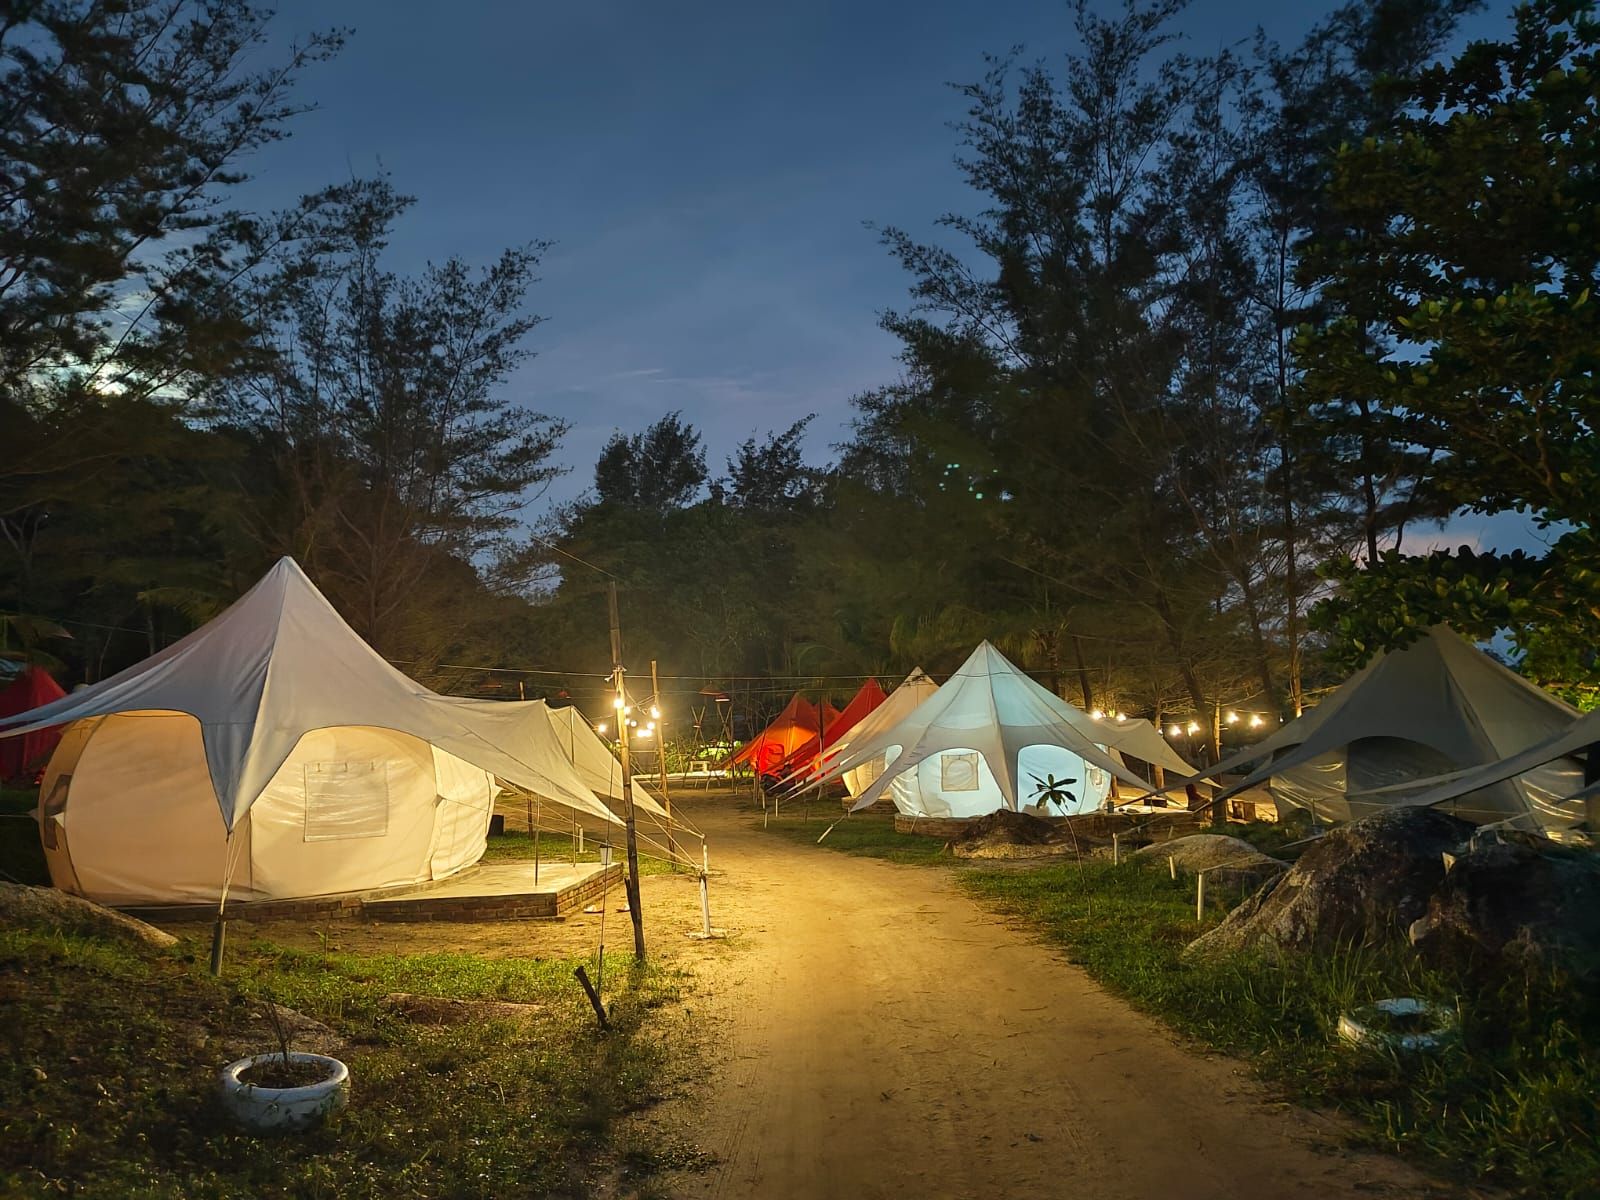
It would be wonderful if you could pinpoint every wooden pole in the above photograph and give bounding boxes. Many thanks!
[609,581,647,961]
[652,658,676,866]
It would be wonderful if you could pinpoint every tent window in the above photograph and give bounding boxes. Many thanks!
[40,774,70,850]
[941,752,980,792]
[302,761,390,842]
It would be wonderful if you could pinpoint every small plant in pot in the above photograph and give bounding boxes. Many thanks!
[217,999,350,1134]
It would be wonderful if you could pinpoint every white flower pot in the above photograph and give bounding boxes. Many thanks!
[217,1052,350,1133]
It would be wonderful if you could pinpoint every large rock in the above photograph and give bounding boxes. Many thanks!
[1129,834,1285,889]
[0,881,178,949]
[1408,831,1600,982]
[1185,808,1473,961]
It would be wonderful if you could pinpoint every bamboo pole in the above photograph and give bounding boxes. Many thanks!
[609,581,646,961]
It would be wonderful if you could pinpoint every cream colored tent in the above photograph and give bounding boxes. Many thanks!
[821,642,1188,818]
[1186,627,1582,830]
[2,558,616,906]
[538,701,673,823]
[827,669,940,799]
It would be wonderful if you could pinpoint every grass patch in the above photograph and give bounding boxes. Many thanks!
[0,915,696,1197]
[0,786,47,886]
[775,813,1600,1198]
[761,809,952,866]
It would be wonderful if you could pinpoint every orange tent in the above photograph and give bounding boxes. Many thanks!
[0,665,66,783]
[772,677,887,782]
[729,693,839,779]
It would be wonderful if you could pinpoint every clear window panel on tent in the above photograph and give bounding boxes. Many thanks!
[302,761,391,841]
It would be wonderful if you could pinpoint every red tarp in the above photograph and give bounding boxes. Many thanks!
[729,693,840,778]
[0,666,66,783]
[773,677,888,782]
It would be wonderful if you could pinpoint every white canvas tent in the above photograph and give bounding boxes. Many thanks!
[1,558,616,905]
[537,701,674,824]
[824,669,940,799]
[1357,699,1600,837]
[822,642,1185,818]
[1185,627,1582,830]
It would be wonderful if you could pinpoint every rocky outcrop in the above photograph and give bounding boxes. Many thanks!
[1184,808,1474,961]
[1408,831,1600,982]
[0,881,178,949]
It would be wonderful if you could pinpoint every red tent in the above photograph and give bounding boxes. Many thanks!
[729,693,839,779]
[0,666,66,783]
[773,677,888,782]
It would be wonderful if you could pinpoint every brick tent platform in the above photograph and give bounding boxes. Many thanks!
[119,860,623,924]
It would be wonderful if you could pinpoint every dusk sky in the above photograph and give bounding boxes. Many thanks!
[257,0,1515,542]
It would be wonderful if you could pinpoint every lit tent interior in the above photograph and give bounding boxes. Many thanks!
[818,641,1194,819]
[1181,626,1583,832]
[0,557,621,906]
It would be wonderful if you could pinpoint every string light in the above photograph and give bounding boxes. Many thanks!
[649,705,661,720]
[1225,711,1239,725]
[596,722,607,734]
[637,726,653,739]
[1186,721,1200,735]
[1168,724,1182,737]
[612,696,624,709]
[1249,714,1265,728]
[1090,708,1105,720]
[1114,712,1127,722]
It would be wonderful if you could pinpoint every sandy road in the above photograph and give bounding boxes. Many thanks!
[651,796,1455,1200]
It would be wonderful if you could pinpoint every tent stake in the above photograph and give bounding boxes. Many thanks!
[574,966,609,1030]
[1196,870,1206,921]
[1112,832,1120,865]
[1169,855,1176,881]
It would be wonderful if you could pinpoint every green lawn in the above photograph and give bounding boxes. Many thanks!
[483,827,680,876]
[0,921,701,1198]
[769,812,1600,1200]
[760,808,953,866]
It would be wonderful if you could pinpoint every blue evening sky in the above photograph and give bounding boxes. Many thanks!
[255,0,1518,548]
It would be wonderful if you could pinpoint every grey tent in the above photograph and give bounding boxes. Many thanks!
[1188,627,1582,831]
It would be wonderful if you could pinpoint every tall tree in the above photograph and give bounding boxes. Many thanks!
[221,179,567,659]
[1303,0,1600,686]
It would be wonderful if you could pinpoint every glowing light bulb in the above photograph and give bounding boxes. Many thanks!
[1090,709,1105,720]
[1250,714,1265,728]
[1114,712,1127,722]
[1226,711,1239,725]
[612,696,624,709]
[1186,721,1200,736]
[596,722,607,734]
[650,706,661,720]
[1168,724,1182,738]
[637,726,653,739]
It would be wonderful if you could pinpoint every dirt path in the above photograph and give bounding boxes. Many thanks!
[646,796,1455,1200]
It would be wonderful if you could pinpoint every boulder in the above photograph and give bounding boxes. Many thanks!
[1408,831,1600,982]
[0,881,177,949]
[1185,808,1474,961]
[1128,834,1286,889]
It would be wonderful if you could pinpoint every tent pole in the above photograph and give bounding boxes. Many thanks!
[653,659,677,869]
[210,827,241,977]
[609,581,647,962]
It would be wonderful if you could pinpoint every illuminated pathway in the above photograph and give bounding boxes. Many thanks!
[650,796,1453,1200]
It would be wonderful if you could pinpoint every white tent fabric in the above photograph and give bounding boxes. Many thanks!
[822,642,1181,818]
[828,669,940,799]
[537,701,671,822]
[3,558,622,904]
[1185,627,1582,830]
[1366,702,1600,831]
